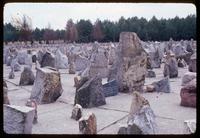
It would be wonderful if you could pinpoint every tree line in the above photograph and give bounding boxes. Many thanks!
[4,14,196,43]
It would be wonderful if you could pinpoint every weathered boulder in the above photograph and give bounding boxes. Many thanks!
[3,104,35,134]
[40,51,55,68]
[182,72,196,86]
[79,112,97,134]
[25,99,38,124]
[75,75,106,108]
[180,79,196,108]
[30,67,63,104]
[19,67,35,86]
[55,49,68,69]
[146,70,156,78]
[102,79,118,97]
[11,58,21,72]
[163,51,178,78]
[127,92,157,134]
[71,104,83,121]
[152,77,171,93]
[37,50,45,65]
[17,51,28,65]
[188,53,196,72]
[119,32,147,92]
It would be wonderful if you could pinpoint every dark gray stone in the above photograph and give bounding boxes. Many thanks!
[3,104,35,134]
[102,79,118,97]
[19,67,35,86]
[40,51,55,68]
[152,77,171,93]
[188,53,196,72]
[118,125,128,134]
[75,75,106,108]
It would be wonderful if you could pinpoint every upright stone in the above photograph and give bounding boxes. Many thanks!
[3,104,35,134]
[79,112,97,134]
[120,32,147,92]
[75,75,106,108]
[69,62,76,74]
[40,51,55,68]
[127,92,157,134]
[71,104,83,121]
[19,67,35,86]
[55,49,68,69]
[163,51,178,78]
[188,53,196,72]
[30,67,63,104]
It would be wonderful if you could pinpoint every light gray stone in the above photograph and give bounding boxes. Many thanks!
[3,104,35,134]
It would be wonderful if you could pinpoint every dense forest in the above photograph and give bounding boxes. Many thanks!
[3,14,196,43]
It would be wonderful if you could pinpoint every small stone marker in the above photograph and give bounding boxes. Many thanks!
[79,112,97,134]
[71,104,83,121]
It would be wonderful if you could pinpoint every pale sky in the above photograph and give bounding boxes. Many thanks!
[3,3,196,30]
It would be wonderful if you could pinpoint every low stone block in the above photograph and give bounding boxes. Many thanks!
[3,104,35,134]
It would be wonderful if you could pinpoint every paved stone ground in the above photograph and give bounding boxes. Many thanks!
[3,63,196,134]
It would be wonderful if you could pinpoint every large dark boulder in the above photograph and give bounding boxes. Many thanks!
[74,75,106,108]
[40,51,55,68]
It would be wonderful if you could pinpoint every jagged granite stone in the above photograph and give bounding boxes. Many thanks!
[75,75,106,108]
[152,77,171,93]
[30,67,63,104]
[40,51,55,68]
[79,112,97,134]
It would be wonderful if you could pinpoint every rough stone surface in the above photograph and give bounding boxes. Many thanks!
[163,52,178,78]
[79,112,97,134]
[19,67,35,86]
[75,75,106,108]
[180,79,196,108]
[26,99,38,124]
[30,67,63,104]
[152,77,171,93]
[37,50,45,65]
[119,32,147,92]
[3,104,35,134]
[89,45,108,78]
[183,119,196,134]
[146,70,156,78]
[40,51,55,68]
[55,49,68,69]
[75,55,90,71]
[146,85,155,92]
[177,59,186,68]
[71,104,83,121]
[17,51,28,65]
[128,92,157,134]
[182,72,196,86]
[24,54,33,68]
[74,76,80,87]
[102,79,118,97]
[118,125,128,134]
[188,53,196,72]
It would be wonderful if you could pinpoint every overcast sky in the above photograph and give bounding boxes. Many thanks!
[4,3,196,30]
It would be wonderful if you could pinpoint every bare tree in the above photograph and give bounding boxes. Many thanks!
[11,14,33,43]
[65,19,78,43]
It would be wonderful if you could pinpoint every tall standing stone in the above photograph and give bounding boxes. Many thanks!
[119,32,147,92]
[30,67,63,104]
[3,104,35,134]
